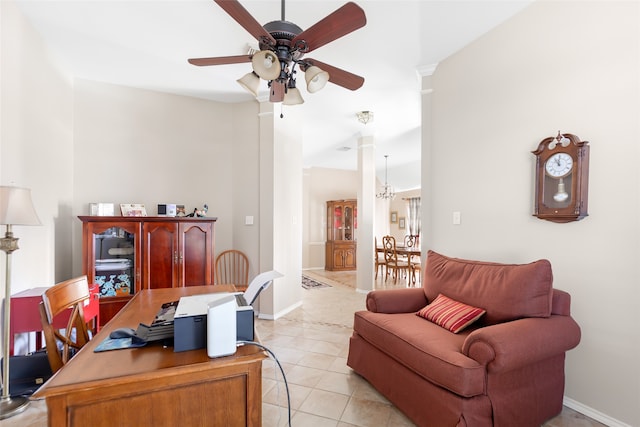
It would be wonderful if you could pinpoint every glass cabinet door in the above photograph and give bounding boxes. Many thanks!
[91,226,136,297]
[328,204,344,241]
[344,205,353,241]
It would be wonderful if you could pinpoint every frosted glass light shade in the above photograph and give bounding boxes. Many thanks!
[305,66,329,93]
[251,50,281,80]
[237,72,260,97]
[283,87,304,105]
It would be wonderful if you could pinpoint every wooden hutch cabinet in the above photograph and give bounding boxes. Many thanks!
[79,216,216,326]
[325,199,357,271]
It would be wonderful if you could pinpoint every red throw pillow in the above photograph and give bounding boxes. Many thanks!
[417,294,486,333]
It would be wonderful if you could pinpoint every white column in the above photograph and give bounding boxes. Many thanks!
[418,64,436,259]
[257,100,304,319]
[357,134,375,292]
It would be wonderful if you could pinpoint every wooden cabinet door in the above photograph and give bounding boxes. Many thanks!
[142,222,179,289]
[180,222,214,287]
[343,248,356,269]
[332,249,345,269]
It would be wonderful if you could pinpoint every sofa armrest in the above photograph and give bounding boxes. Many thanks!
[366,288,428,313]
[462,315,581,372]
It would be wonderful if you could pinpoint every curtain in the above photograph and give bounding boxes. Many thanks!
[407,197,421,237]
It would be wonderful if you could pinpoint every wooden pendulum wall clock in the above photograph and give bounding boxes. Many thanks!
[532,131,590,223]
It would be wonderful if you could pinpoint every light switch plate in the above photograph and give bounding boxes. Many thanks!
[453,211,461,225]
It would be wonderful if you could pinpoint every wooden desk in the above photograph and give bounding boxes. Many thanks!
[32,285,265,427]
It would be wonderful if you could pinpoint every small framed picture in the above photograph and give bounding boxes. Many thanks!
[399,217,406,229]
[390,211,398,223]
[120,204,147,217]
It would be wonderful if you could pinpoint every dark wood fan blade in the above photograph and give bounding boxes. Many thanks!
[303,59,364,91]
[291,2,366,53]
[188,55,252,66]
[269,81,285,102]
[214,0,276,46]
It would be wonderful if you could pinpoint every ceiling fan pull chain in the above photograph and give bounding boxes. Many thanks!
[280,103,284,119]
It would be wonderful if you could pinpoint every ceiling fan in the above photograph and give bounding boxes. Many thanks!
[188,0,366,105]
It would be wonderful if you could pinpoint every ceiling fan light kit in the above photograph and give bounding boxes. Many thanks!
[189,0,366,106]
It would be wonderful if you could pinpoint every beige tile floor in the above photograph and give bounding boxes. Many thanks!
[3,269,604,427]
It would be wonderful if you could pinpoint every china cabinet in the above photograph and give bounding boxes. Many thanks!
[325,199,357,271]
[79,216,216,325]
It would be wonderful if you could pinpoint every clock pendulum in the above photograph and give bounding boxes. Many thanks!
[553,178,569,202]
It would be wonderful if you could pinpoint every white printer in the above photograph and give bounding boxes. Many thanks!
[173,270,283,352]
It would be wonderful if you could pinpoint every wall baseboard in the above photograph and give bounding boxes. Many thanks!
[257,301,303,321]
[563,396,632,427]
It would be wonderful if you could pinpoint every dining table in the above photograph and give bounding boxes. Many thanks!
[377,243,422,284]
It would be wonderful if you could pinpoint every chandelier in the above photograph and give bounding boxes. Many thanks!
[376,155,396,200]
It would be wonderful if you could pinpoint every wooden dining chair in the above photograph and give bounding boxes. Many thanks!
[39,276,93,373]
[215,249,249,291]
[374,237,386,279]
[404,235,422,285]
[382,235,410,284]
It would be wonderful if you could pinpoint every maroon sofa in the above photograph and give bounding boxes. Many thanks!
[347,251,581,427]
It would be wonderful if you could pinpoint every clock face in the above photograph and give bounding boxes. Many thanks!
[545,152,574,178]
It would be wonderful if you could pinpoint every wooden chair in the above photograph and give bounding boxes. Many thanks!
[374,237,386,279]
[382,236,410,284]
[39,276,93,373]
[215,249,249,291]
[404,235,421,285]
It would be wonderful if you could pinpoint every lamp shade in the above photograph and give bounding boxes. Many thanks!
[251,50,281,80]
[0,186,41,226]
[237,72,260,97]
[305,66,329,93]
[283,87,304,105]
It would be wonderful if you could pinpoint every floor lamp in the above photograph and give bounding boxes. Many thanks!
[0,186,41,419]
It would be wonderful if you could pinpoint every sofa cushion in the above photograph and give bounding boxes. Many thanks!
[417,293,486,333]
[423,251,553,325]
[354,310,486,397]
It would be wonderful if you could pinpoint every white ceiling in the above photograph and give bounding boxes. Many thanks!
[15,0,533,191]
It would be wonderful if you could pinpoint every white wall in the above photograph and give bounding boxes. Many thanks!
[70,79,244,274]
[1,0,73,291]
[425,1,639,425]
[231,102,261,281]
